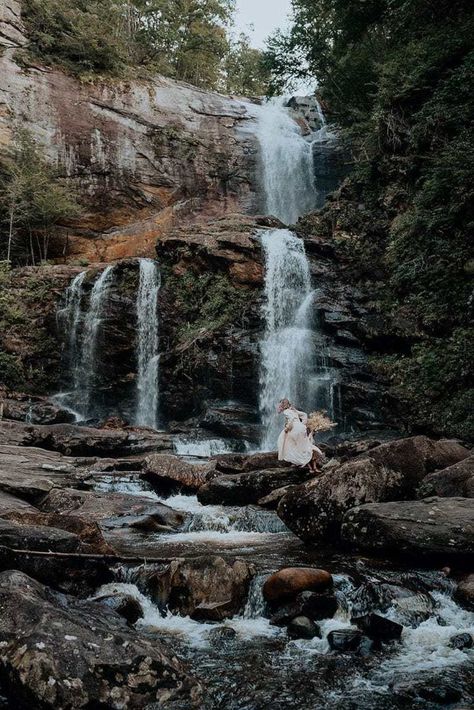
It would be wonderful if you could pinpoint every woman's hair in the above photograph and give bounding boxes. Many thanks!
[279,398,291,408]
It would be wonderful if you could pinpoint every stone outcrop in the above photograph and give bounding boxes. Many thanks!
[0,3,261,262]
[197,466,312,506]
[0,570,200,707]
[341,497,474,563]
[418,456,474,498]
[143,453,218,492]
[277,436,470,542]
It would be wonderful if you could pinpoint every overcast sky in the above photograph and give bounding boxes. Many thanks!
[234,0,292,48]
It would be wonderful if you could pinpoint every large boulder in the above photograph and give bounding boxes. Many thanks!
[0,518,81,553]
[418,456,474,498]
[263,568,333,604]
[278,436,470,542]
[198,467,311,506]
[0,571,200,707]
[0,389,75,425]
[143,453,218,492]
[212,450,292,474]
[341,497,474,563]
[149,556,255,618]
[0,491,38,516]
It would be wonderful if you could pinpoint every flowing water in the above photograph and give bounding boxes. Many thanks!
[135,258,161,429]
[256,97,317,224]
[57,265,115,419]
[259,229,315,448]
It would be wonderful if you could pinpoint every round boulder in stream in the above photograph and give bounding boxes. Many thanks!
[287,615,321,640]
[263,567,333,604]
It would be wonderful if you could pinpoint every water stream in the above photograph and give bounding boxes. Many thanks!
[135,258,161,429]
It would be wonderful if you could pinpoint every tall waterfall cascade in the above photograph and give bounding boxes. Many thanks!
[135,258,161,429]
[259,229,315,449]
[256,97,317,224]
[58,265,115,420]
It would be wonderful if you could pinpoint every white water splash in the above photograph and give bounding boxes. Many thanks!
[259,229,315,449]
[135,258,161,429]
[256,97,316,224]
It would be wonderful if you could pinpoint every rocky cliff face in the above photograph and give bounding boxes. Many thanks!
[0,1,261,263]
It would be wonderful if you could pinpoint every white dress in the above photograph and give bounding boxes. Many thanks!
[277,408,313,466]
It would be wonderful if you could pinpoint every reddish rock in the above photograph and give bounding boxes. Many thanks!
[263,567,333,603]
[143,453,218,491]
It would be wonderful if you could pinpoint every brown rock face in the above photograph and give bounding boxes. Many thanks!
[0,16,261,262]
[0,570,200,708]
[455,574,474,610]
[262,567,333,603]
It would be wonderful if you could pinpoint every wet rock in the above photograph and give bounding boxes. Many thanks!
[198,467,311,506]
[0,420,173,457]
[150,556,255,618]
[341,497,474,562]
[3,511,113,554]
[455,574,474,610]
[391,668,469,705]
[271,591,338,625]
[327,629,374,655]
[0,546,113,596]
[190,599,236,622]
[449,633,473,650]
[0,517,81,553]
[350,579,436,627]
[39,487,184,531]
[199,401,261,442]
[0,571,199,707]
[0,491,37,516]
[263,568,333,604]
[353,613,403,641]
[418,456,474,498]
[0,444,78,503]
[258,485,297,509]
[93,590,144,626]
[213,450,291,474]
[278,436,471,543]
[0,389,75,425]
[287,616,321,640]
[143,453,218,492]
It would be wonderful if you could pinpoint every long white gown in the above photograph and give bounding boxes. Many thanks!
[277,408,313,466]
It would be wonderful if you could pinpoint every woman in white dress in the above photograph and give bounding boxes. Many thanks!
[277,398,314,467]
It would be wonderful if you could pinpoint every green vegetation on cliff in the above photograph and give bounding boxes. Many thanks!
[266,0,473,439]
[20,0,270,94]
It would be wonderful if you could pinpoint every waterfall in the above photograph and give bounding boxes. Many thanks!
[58,265,114,420]
[135,258,160,429]
[256,97,316,224]
[259,229,315,449]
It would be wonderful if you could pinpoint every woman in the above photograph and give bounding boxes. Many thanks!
[277,398,315,468]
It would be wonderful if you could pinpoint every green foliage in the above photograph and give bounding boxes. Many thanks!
[166,270,250,340]
[0,351,25,388]
[21,0,266,93]
[270,0,473,439]
[0,128,80,265]
[224,33,270,96]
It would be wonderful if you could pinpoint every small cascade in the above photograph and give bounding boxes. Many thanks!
[259,228,315,449]
[242,574,268,619]
[256,97,316,224]
[135,258,161,429]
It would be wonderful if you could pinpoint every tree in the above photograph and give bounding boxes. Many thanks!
[225,32,270,96]
[0,130,80,265]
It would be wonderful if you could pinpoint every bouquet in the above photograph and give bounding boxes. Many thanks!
[307,410,337,433]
